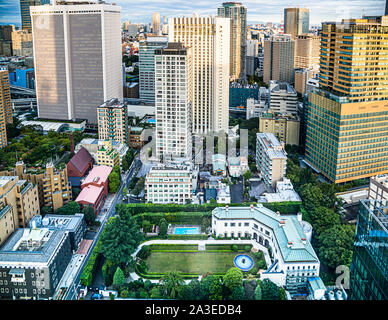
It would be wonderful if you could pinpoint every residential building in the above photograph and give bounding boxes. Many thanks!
[216,183,231,204]
[212,154,228,176]
[305,15,388,183]
[0,227,72,300]
[212,204,320,294]
[0,70,11,149]
[153,12,160,36]
[258,178,302,202]
[269,81,298,116]
[0,176,40,246]
[139,37,168,104]
[264,34,295,84]
[259,110,300,146]
[294,68,311,96]
[145,164,195,204]
[76,165,112,214]
[218,2,247,80]
[0,161,72,212]
[97,98,128,145]
[349,200,388,300]
[368,175,388,200]
[31,0,123,123]
[155,42,192,162]
[284,7,310,39]
[228,156,249,177]
[126,24,138,38]
[11,29,33,56]
[246,39,259,57]
[75,138,129,167]
[128,127,145,148]
[66,147,94,187]
[256,133,287,189]
[169,15,230,133]
[96,140,120,168]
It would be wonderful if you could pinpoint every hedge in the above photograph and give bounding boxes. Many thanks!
[80,240,102,287]
[135,212,211,226]
[167,234,208,240]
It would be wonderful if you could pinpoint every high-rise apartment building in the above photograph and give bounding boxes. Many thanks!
[0,70,11,149]
[218,2,247,81]
[305,16,388,184]
[256,133,287,189]
[139,37,168,104]
[153,12,161,36]
[294,34,320,71]
[11,29,33,56]
[349,200,388,300]
[168,15,230,133]
[264,34,295,84]
[0,25,14,56]
[97,98,128,145]
[154,43,193,162]
[30,0,123,124]
[284,7,310,39]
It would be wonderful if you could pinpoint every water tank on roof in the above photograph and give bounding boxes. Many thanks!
[301,220,313,243]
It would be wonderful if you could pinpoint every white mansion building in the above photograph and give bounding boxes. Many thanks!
[211,204,320,293]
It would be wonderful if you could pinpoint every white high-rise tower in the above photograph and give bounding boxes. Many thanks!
[30,0,123,124]
[168,15,230,134]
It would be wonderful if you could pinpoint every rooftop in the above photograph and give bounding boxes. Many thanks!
[76,185,104,204]
[82,165,112,186]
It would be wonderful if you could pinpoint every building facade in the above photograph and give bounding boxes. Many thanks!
[30,1,123,123]
[152,12,160,36]
[368,175,388,200]
[284,7,310,39]
[145,164,194,204]
[269,81,298,116]
[168,15,230,133]
[256,133,287,189]
[155,43,192,162]
[305,16,388,183]
[97,98,128,145]
[217,2,247,81]
[0,70,11,149]
[96,140,120,168]
[349,200,388,300]
[11,29,33,56]
[139,37,168,104]
[264,34,295,84]
[294,34,320,71]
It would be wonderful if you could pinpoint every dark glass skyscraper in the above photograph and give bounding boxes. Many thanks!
[349,200,388,300]
[20,0,50,31]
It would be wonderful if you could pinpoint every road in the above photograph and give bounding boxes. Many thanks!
[63,156,140,300]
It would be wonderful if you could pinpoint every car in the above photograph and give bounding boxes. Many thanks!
[91,293,103,300]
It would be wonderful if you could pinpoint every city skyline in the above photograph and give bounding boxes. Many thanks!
[0,0,386,26]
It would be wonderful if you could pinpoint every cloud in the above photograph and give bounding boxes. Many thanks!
[0,0,385,26]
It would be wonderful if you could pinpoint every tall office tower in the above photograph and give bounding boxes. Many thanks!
[153,12,161,36]
[284,7,310,39]
[139,37,168,104]
[0,25,14,56]
[97,98,129,145]
[11,29,33,56]
[30,0,123,124]
[263,34,295,84]
[0,70,11,149]
[168,15,231,133]
[349,200,388,300]
[20,0,50,31]
[294,34,320,72]
[305,16,388,184]
[154,43,193,162]
[217,2,247,81]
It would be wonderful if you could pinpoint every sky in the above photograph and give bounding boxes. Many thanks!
[0,0,386,27]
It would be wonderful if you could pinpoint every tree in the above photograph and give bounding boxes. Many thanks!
[40,206,53,217]
[299,183,324,212]
[109,170,120,193]
[113,267,125,288]
[178,285,195,300]
[310,206,341,236]
[150,286,162,299]
[209,276,223,300]
[243,280,257,300]
[160,271,184,299]
[223,267,243,292]
[254,281,262,300]
[158,218,168,237]
[187,280,201,300]
[199,274,215,300]
[54,201,80,215]
[261,279,281,300]
[243,170,252,181]
[99,214,144,267]
[317,224,355,269]
[230,285,246,300]
[82,206,95,226]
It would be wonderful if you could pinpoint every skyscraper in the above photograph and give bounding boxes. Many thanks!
[154,43,192,162]
[305,15,388,184]
[0,69,12,149]
[294,33,320,71]
[284,7,310,39]
[263,34,295,84]
[217,2,247,81]
[153,12,161,36]
[30,0,123,124]
[349,200,388,300]
[168,15,230,134]
[139,37,168,104]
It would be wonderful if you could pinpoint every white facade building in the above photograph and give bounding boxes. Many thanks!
[269,81,298,116]
[168,15,230,133]
[369,174,388,200]
[212,204,320,293]
[154,43,192,162]
[31,0,123,124]
[145,164,197,204]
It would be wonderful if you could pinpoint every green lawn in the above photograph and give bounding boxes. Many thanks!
[146,251,248,274]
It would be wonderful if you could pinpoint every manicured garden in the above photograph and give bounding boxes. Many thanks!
[136,243,267,279]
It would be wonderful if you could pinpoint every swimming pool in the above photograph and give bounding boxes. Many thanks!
[173,227,200,235]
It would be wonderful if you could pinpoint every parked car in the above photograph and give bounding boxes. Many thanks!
[91,293,103,300]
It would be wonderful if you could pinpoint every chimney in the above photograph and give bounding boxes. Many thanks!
[287,241,293,248]
[250,204,254,212]
[70,132,75,156]
[279,220,285,227]
[301,238,307,245]
[276,211,280,216]
[225,205,229,212]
